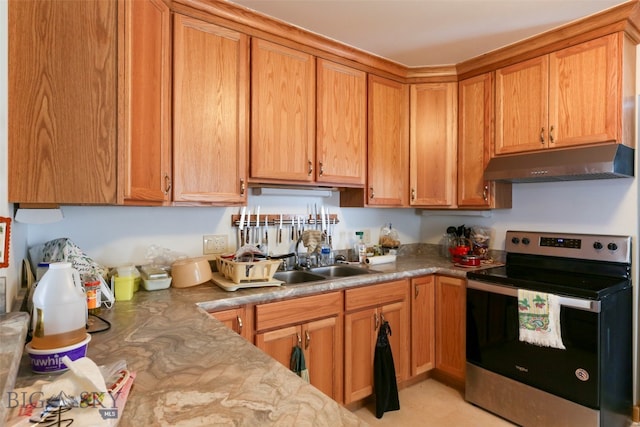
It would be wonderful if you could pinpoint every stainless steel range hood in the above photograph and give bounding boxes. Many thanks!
[484,143,635,183]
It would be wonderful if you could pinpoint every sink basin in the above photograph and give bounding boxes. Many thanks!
[273,270,326,284]
[310,265,377,277]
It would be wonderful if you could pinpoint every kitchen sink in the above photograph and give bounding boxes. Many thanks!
[273,264,378,284]
[310,265,378,277]
[273,270,326,284]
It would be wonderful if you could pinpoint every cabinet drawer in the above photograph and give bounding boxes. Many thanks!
[345,280,408,312]
[255,291,342,331]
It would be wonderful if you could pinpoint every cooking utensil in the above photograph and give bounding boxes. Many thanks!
[278,214,283,244]
[247,211,252,244]
[238,207,246,248]
[256,206,261,246]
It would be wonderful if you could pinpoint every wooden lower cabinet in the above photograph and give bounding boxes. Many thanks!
[209,306,253,342]
[411,275,435,376]
[434,275,466,387]
[254,292,343,403]
[344,280,410,404]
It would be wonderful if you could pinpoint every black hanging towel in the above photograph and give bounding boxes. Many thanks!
[290,345,310,383]
[374,320,400,418]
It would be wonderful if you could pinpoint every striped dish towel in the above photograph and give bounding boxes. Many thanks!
[518,289,566,350]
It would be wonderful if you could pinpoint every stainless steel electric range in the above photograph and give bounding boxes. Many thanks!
[466,231,632,427]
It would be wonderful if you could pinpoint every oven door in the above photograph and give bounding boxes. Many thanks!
[466,279,600,409]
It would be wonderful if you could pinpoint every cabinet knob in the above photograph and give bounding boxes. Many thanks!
[319,162,324,176]
[308,160,313,176]
[163,174,172,195]
[540,127,545,144]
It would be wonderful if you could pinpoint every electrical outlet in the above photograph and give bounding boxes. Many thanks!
[203,235,228,254]
[362,229,371,244]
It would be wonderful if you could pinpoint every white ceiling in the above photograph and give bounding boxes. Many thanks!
[228,0,629,67]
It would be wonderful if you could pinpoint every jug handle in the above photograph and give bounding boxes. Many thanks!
[72,268,89,324]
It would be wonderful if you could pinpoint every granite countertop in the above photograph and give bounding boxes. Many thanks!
[9,249,501,426]
[0,312,30,424]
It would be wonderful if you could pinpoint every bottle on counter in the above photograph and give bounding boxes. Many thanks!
[320,238,333,266]
[355,231,367,264]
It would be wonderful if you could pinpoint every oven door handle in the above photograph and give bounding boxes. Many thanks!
[467,280,601,313]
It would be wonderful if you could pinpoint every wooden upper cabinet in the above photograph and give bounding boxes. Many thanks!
[496,33,632,155]
[9,0,117,204]
[172,15,249,205]
[409,83,457,207]
[250,39,316,183]
[366,75,409,207]
[120,0,171,205]
[458,73,511,209]
[316,59,367,187]
[549,33,624,148]
[495,55,549,155]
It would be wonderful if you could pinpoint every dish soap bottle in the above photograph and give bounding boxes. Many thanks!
[354,231,367,264]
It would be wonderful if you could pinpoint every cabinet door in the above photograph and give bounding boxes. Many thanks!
[173,15,249,204]
[256,325,301,369]
[209,306,252,341]
[435,275,466,385]
[316,59,366,187]
[495,56,549,155]
[9,0,117,204]
[120,0,171,205]
[344,307,376,404]
[411,275,435,376]
[367,75,409,207]
[409,83,457,206]
[458,73,512,209]
[250,39,315,183]
[303,316,343,403]
[549,34,620,148]
[380,300,410,384]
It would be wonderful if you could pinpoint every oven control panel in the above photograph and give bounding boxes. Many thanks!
[506,231,631,263]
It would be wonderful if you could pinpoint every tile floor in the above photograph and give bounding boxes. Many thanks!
[353,379,517,426]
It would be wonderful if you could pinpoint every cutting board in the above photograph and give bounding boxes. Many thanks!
[211,272,284,292]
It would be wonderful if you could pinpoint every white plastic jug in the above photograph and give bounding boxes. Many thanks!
[31,262,87,349]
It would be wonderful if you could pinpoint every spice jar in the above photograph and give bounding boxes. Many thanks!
[83,276,101,315]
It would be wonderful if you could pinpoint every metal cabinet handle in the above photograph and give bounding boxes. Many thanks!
[380,312,386,324]
[297,333,302,347]
[411,188,416,201]
[305,330,310,349]
[549,125,555,143]
[163,174,172,195]
[374,313,379,330]
[319,162,324,176]
[540,127,545,144]
[308,160,313,176]
[236,315,243,334]
[415,286,419,298]
[369,187,375,199]
[240,179,245,195]
[483,185,488,201]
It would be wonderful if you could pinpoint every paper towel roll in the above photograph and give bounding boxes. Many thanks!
[365,255,396,265]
